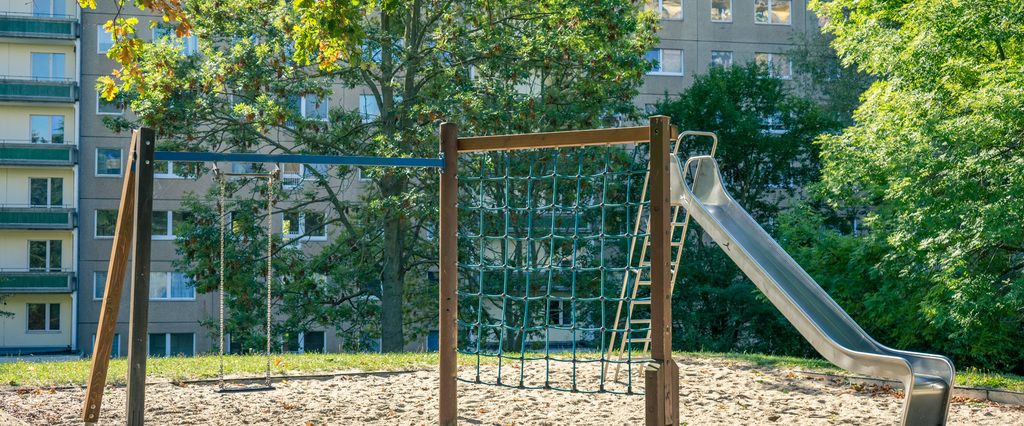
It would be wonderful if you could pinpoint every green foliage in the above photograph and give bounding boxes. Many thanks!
[110,0,656,351]
[810,0,1024,372]
[655,63,840,355]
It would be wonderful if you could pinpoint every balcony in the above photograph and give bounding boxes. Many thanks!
[0,12,78,40]
[0,205,76,229]
[0,76,78,103]
[0,269,75,293]
[0,141,77,166]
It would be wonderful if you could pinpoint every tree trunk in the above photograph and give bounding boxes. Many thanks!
[380,177,408,352]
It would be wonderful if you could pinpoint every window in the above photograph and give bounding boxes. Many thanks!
[283,211,327,240]
[149,272,196,300]
[302,95,328,120]
[149,333,194,356]
[359,94,379,123]
[29,240,61,271]
[281,163,303,187]
[285,331,326,353]
[151,211,184,239]
[97,91,124,115]
[31,53,64,80]
[154,161,198,179]
[94,271,108,299]
[357,168,372,182]
[28,303,61,331]
[30,177,63,207]
[96,148,122,176]
[710,0,732,22]
[646,49,684,75]
[755,52,792,79]
[152,25,198,55]
[644,104,658,115]
[646,0,682,20]
[98,24,115,53]
[760,112,787,135]
[548,299,569,326]
[30,115,65,144]
[710,51,733,68]
[95,209,117,238]
[33,0,66,17]
[755,0,791,25]
[91,333,121,358]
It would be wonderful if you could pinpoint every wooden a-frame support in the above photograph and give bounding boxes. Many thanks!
[82,128,156,425]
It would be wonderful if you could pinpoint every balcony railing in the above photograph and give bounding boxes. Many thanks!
[0,205,76,229]
[0,269,75,293]
[0,76,78,103]
[0,12,78,40]
[0,141,77,166]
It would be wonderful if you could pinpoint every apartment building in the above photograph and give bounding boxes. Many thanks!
[638,0,817,111]
[0,0,81,354]
[0,0,817,357]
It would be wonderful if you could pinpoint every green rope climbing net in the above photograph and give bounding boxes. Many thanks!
[457,144,652,394]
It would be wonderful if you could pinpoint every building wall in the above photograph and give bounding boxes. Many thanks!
[0,0,77,16]
[0,229,73,269]
[0,43,76,78]
[0,105,77,143]
[0,167,75,206]
[0,293,73,350]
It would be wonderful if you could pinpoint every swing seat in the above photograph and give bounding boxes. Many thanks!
[217,383,275,393]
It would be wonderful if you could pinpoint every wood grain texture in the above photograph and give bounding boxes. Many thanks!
[82,130,139,423]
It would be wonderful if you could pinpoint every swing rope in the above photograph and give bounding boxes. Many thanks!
[215,166,277,391]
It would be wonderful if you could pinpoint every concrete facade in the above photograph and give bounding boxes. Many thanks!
[0,0,816,357]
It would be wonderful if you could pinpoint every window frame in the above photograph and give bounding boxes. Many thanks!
[28,239,62,271]
[755,52,793,80]
[646,48,685,76]
[91,333,121,358]
[710,0,733,23]
[29,114,65,144]
[359,94,379,123]
[151,211,176,240]
[300,95,329,121]
[30,52,65,81]
[647,0,683,21]
[97,24,115,54]
[95,147,123,177]
[710,50,734,68]
[29,177,64,207]
[754,0,792,25]
[149,271,197,301]
[93,271,108,300]
[548,299,570,326]
[33,0,66,17]
[94,209,117,239]
[283,211,328,241]
[148,332,196,356]
[96,91,125,116]
[26,303,61,332]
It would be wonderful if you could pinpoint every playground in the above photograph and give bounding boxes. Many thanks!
[3,354,1023,425]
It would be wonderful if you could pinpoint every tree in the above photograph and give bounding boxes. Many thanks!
[807,0,1024,372]
[655,63,839,354]
[93,0,657,351]
[788,30,873,126]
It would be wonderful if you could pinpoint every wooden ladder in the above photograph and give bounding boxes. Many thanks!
[605,131,717,382]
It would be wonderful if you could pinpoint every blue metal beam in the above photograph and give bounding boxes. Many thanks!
[153,151,445,168]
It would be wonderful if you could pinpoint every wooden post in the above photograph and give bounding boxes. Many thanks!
[438,122,459,426]
[82,131,139,423]
[645,116,680,426]
[126,127,156,426]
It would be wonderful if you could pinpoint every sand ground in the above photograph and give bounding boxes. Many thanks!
[1,356,1020,425]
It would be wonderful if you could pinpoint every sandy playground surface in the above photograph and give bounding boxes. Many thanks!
[1,356,1021,425]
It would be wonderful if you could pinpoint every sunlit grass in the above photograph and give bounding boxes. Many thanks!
[2,351,1022,393]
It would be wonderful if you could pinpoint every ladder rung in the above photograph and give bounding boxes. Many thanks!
[625,337,651,343]
[672,221,687,227]
[631,298,651,305]
[635,280,650,286]
[639,260,676,267]
[629,318,651,324]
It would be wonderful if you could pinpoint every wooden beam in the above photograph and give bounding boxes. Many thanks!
[125,128,156,426]
[646,116,680,426]
[456,126,649,152]
[438,122,459,426]
[81,131,139,423]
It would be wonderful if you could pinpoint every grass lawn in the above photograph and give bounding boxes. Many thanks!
[1,351,1022,393]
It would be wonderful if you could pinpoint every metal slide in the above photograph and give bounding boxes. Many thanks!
[672,155,955,426]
